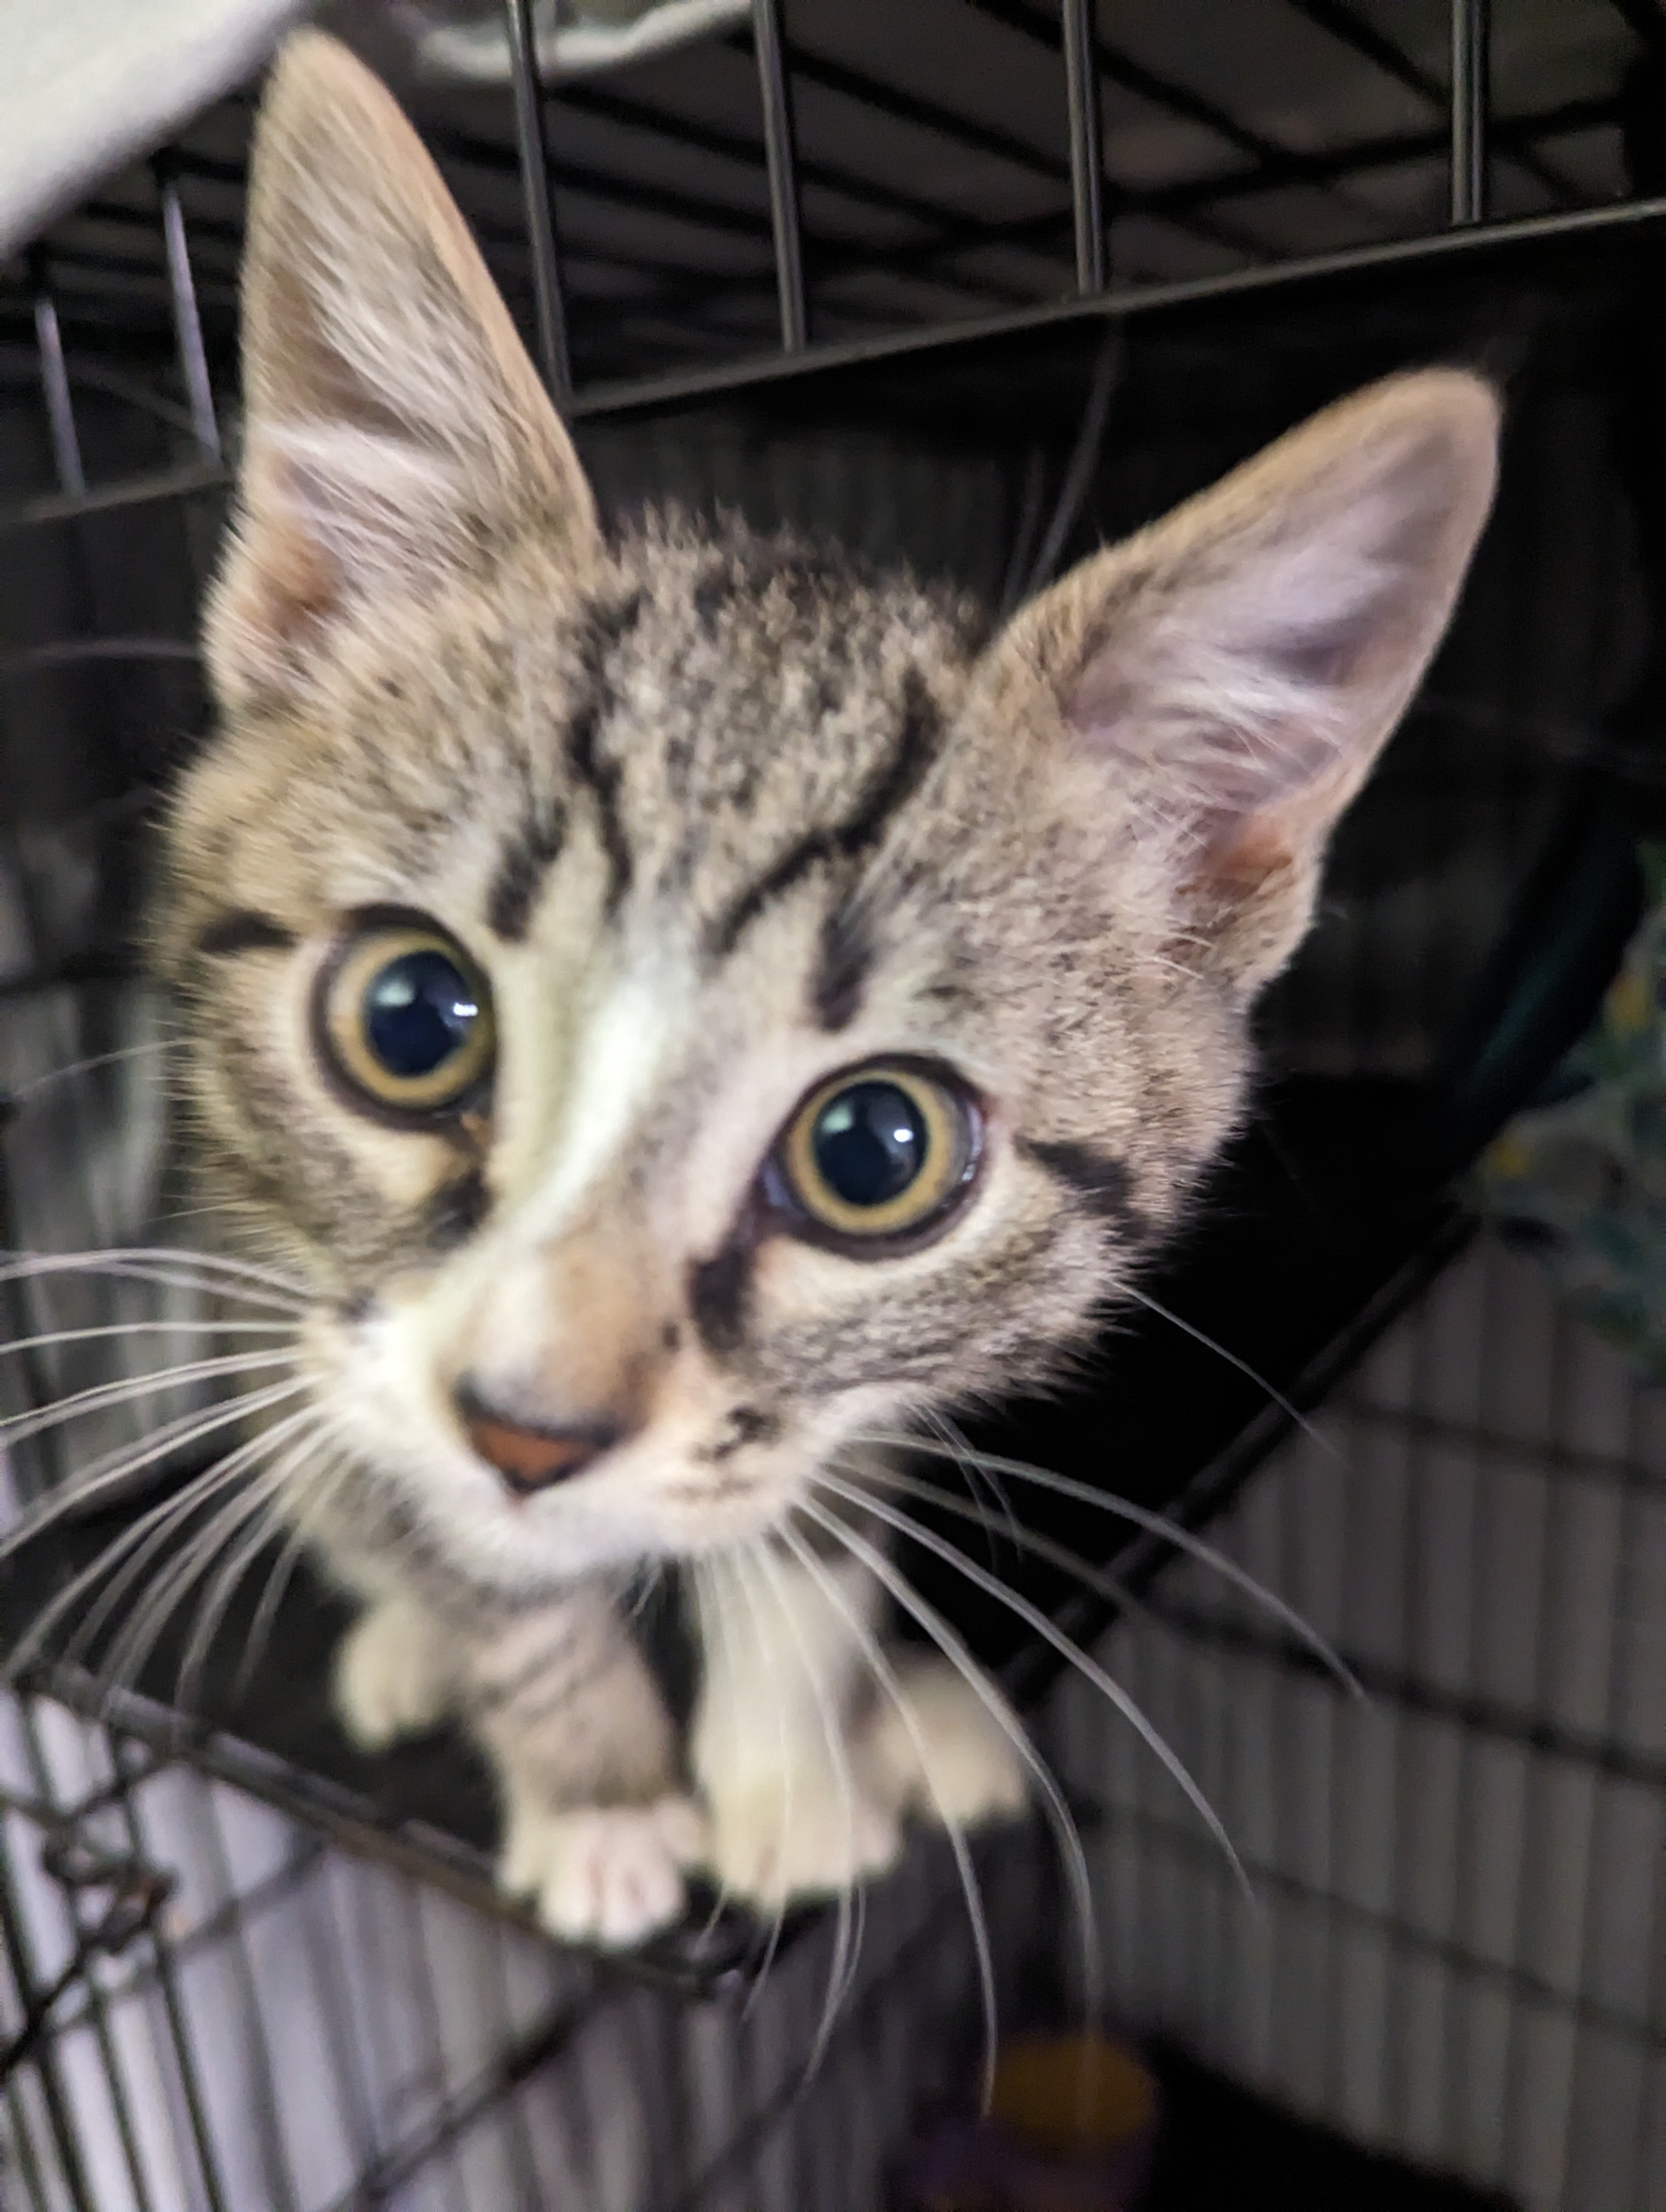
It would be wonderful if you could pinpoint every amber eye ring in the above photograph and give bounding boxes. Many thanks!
[766,1058,983,1253]
[315,911,495,1119]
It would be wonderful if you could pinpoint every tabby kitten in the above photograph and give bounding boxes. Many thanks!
[153,30,1498,1946]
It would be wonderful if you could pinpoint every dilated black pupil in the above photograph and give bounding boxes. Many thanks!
[364,950,479,1080]
[812,1081,927,1208]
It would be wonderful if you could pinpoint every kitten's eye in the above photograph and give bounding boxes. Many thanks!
[319,919,494,1115]
[772,1063,981,1249]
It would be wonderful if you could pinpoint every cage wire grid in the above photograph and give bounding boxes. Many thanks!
[0,2,1664,2209]
[1058,1233,1666,2212]
[0,1664,1048,2212]
[2,4,1657,407]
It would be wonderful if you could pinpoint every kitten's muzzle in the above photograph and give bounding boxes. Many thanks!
[458,1391,620,1496]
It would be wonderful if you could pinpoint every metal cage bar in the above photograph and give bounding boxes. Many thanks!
[1060,0,1107,293]
[27,268,85,500]
[502,0,573,402]
[1451,0,1492,224]
[751,0,808,352]
[0,1829,95,2210]
[153,157,221,462]
[12,1708,157,2212]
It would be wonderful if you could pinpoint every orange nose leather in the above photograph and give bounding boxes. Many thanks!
[464,1412,611,1495]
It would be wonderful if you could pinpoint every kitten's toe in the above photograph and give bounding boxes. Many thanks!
[333,1595,453,1750]
[497,1793,555,1900]
[706,1771,900,1910]
[500,1795,706,1950]
[861,1657,1029,1828]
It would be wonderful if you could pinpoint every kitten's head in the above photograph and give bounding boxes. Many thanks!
[155,33,1498,1597]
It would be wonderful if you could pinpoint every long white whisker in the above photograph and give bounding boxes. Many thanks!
[54,1406,318,1683]
[866,1433,1361,1700]
[749,1538,861,2065]
[150,1255,309,1300]
[233,1443,355,1700]
[1119,1284,1335,1457]
[619,1558,664,1631]
[0,1243,310,1295]
[5,1040,171,1104]
[817,1474,1248,1894]
[0,1377,311,1566]
[65,1503,244,1700]
[0,1348,298,1451]
[795,1497,1106,2053]
[7,1458,248,1683]
[1,1258,306,1315]
[175,1417,336,1712]
[842,1459,1206,1700]
[56,1476,245,1684]
[0,1319,298,1362]
[99,1418,319,1706]
[687,1557,742,1945]
[727,1545,796,2005]
[98,1494,264,1711]
[778,1519,1003,2109]
[779,1538,871,2039]
[46,1379,299,1504]
[0,1249,309,1313]
[923,1410,1020,1562]
[845,1458,1148,1618]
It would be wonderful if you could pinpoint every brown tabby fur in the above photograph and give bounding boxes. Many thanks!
[147,32,1499,1944]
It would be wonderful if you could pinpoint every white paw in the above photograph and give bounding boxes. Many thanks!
[704,1762,901,1910]
[861,1657,1029,1829]
[498,1795,707,1950]
[333,1597,453,1751]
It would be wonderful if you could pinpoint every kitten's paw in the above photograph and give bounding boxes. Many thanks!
[861,1657,1029,1829]
[704,1766,901,1909]
[333,1596,453,1751]
[499,1795,707,1950]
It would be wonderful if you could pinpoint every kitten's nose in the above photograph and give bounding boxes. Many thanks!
[459,1396,619,1496]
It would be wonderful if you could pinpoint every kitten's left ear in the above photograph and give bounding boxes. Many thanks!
[989,369,1500,994]
[207,30,601,706]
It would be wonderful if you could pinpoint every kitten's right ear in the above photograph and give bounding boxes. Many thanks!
[984,369,1498,997]
[206,30,600,706]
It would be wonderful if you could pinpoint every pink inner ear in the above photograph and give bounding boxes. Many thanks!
[1066,637,1348,830]
[236,452,343,647]
[1192,811,1296,902]
[1060,515,1419,862]
[1191,748,1361,901]
[1199,718,1350,830]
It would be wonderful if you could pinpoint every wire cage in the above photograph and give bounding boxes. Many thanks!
[0,1683,1048,2211]
[3,2,1666,2207]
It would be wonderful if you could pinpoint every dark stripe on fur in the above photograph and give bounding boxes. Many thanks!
[487,805,567,941]
[1020,1139,1146,1242]
[195,910,296,959]
[469,1628,620,1719]
[567,593,642,918]
[425,1167,491,1250]
[688,1240,751,1355]
[812,901,873,1032]
[700,1403,781,1462]
[706,667,943,962]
